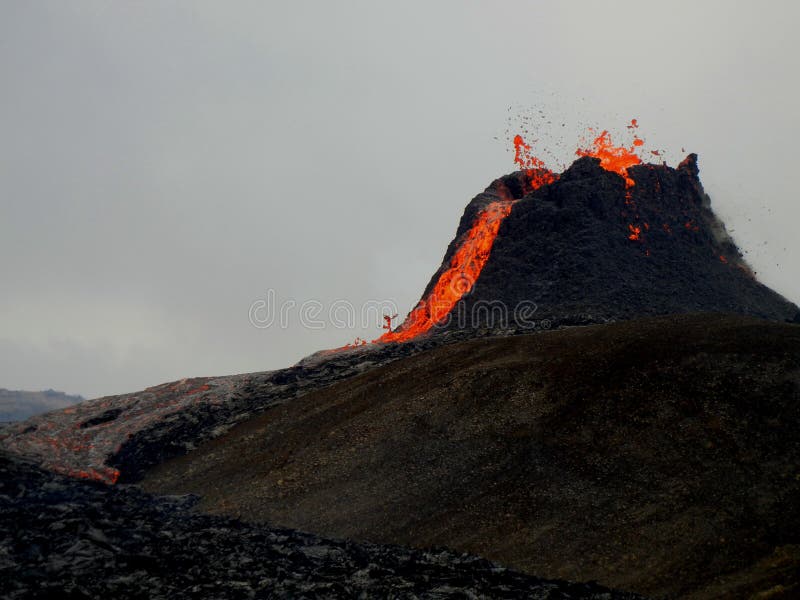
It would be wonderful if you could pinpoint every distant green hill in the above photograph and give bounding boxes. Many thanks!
[0,389,84,422]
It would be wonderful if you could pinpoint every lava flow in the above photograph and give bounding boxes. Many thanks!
[377,139,555,343]
[377,200,514,342]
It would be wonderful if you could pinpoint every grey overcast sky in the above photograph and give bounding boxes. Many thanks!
[2,1,798,398]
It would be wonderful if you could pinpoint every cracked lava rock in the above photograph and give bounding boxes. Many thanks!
[0,452,644,599]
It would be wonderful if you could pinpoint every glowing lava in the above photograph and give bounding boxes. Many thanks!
[334,337,368,351]
[513,135,558,188]
[378,200,514,343]
[576,120,648,247]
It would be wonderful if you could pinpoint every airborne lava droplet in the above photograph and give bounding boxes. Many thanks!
[512,135,558,189]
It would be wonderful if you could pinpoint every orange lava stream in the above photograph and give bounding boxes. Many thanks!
[377,200,514,343]
[375,136,556,343]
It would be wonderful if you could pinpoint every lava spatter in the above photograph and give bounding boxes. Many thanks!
[575,120,650,249]
[513,135,558,189]
[576,120,643,188]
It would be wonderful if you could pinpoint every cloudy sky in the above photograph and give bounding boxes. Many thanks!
[2,1,798,398]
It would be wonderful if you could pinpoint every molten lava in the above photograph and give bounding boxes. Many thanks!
[513,135,558,188]
[575,120,649,248]
[576,122,643,188]
[334,337,368,351]
[378,200,515,343]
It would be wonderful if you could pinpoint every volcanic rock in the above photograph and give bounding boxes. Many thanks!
[0,451,643,599]
[419,156,796,333]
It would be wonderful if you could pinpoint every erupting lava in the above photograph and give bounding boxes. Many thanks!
[337,119,655,348]
[512,135,558,189]
[576,121,643,188]
[576,120,649,247]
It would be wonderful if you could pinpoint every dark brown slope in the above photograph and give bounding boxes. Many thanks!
[143,314,800,599]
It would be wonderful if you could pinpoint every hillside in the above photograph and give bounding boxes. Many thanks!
[143,314,800,599]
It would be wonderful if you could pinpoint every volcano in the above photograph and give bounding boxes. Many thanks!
[383,153,797,341]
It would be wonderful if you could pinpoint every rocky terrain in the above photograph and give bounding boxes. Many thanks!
[0,315,597,487]
[143,314,800,599]
[0,337,441,484]
[1,451,644,599]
